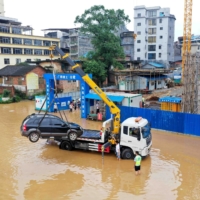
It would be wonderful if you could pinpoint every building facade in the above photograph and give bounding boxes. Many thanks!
[134,6,176,62]
[0,0,4,16]
[69,28,93,60]
[0,16,60,69]
[120,31,135,61]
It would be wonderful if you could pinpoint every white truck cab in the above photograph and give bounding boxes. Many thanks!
[120,117,152,159]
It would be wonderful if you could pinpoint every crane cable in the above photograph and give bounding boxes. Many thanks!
[50,50,70,124]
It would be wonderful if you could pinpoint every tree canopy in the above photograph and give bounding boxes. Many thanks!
[75,5,130,85]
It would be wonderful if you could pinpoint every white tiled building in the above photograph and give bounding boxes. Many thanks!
[134,6,176,62]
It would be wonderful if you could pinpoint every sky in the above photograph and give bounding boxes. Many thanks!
[3,0,200,40]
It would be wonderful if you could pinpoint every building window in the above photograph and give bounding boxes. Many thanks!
[13,38,22,44]
[158,80,161,85]
[159,19,162,23]
[0,26,9,33]
[1,47,11,54]
[137,48,140,52]
[160,27,163,30]
[148,19,156,26]
[159,45,162,49]
[198,46,200,50]
[137,40,141,43]
[26,59,31,62]
[159,12,164,17]
[12,27,21,34]
[137,57,140,60]
[137,23,141,26]
[148,45,156,51]
[53,50,58,55]
[168,44,171,47]
[52,42,59,46]
[159,53,162,58]
[160,36,163,39]
[151,81,155,86]
[148,10,157,17]
[24,39,32,45]
[34,40,42,46]
[44,50,50,55]
[148,53,156,59]
[18,77,23,85]
[4,58,10,64]
[24,48,33,55]
[34,49,42,55]
[148,28,156,35]
[137,13,141,17]
[0,37,10,43]
[16,58,21,64]
[137,31,141,35]
[13,48,23,54]
[169,53,171,55]
[169,36,171,39]
[43,41,51,46]
[126,46,129,50]
[148,36,156,43]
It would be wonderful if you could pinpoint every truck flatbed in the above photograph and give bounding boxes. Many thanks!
[79,129,101,140]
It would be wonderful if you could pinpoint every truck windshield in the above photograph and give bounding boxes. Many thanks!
[141,123,151,138]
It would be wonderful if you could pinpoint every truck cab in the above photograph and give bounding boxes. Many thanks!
[120,117,152,159]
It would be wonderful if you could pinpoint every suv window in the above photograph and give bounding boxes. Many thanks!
[34,118,50,125]
[52,118,64,125]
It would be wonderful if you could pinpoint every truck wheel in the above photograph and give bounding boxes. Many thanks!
[61,141,73,151]
[29,132,40,143]
[68,132,78,141]
[121,149,134,159]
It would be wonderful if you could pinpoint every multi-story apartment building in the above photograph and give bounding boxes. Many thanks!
[69,28,93,60]
[134,6,176,62]
[43,28,93,61]
[0,16,60,69]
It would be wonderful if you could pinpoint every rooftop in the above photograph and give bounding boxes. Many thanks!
[0,65,43,76]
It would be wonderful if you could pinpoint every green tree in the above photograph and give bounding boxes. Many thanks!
[75,5,130,83]
[83,59,106,86]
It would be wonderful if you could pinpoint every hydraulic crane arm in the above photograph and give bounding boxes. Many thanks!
[49,45,120,136]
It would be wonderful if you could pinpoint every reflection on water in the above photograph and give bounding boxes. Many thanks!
[0,101,200,200]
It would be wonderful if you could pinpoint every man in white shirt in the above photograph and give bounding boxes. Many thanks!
[116,141,120,160]
[96,101,100,114]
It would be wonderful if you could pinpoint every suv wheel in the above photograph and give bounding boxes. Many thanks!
[61,141,73,151]
[68,132,78,141]
[29,132,40,143]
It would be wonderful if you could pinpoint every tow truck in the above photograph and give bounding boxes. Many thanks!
[48,45,152,159]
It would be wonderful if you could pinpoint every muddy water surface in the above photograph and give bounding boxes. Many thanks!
[0,101,200,200]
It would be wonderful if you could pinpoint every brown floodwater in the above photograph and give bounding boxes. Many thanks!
[0,101,200,200]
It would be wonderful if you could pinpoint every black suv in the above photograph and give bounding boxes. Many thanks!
[20,113,83,142]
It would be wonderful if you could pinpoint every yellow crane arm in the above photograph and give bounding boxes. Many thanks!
[49,45,120,135]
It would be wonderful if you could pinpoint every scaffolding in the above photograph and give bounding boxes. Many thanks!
[181,53,200,113]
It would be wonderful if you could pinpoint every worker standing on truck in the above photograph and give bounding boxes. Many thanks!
[134,151,142,175]
[116,141,120,160]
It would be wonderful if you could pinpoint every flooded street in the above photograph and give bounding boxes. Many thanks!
[0,101,200,200]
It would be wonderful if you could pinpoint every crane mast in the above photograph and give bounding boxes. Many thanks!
[182,0,193,80]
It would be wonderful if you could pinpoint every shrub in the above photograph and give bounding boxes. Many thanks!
[15,89,27,99]
[2,89,11,97]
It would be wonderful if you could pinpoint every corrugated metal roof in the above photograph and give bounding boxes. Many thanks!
[159,96,182,103]
[85,93,124,102]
